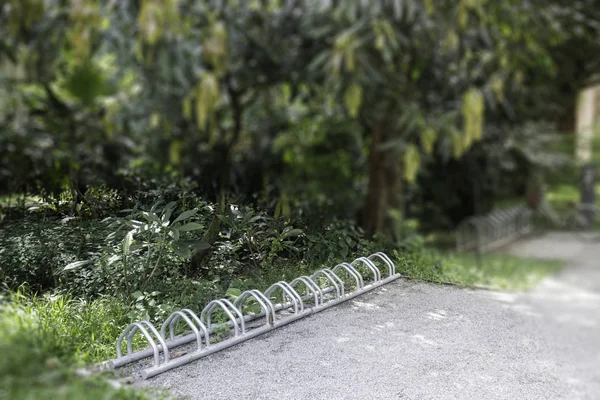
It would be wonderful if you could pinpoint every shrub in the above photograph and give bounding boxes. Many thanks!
[0,219,113,293]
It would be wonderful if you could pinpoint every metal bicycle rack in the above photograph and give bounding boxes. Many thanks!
[103,252,400,379]
[456,205,533,253]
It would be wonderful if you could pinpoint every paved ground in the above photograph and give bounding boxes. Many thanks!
[142,232,600,399]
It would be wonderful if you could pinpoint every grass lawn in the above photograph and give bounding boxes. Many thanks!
[395,249,564,290]
[546,183,600,209]
[543,182,600,230]
[544,132,600,216]
[0,291,170,400]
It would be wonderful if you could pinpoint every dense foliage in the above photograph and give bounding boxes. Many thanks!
[2,0,598,233]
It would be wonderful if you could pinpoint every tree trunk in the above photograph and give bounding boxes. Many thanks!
[576,85,598,226]
[557,93,577,133]
[190,142,230,270]
[363,122,386,236]
[362,122,403,238]
[190,80,240,270]
[68,161,83,215]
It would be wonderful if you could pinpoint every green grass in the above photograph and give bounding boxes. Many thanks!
[547,129,600,164]
[544,183,600,230]
[492,184,600,230]
[545,129,600,211]
[0,290,140,363]
[0,194,45,208]
[546,183,600,207]
[1,367,161,400]
[493,198,525,210]
[394,249,564,290]
[423,231,456,250]
[0,290,167,400]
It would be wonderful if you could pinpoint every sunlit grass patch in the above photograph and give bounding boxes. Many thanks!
[0,194,45,208]
[0,290,165,400]
[0,290,137,364]
[394,249,564,290]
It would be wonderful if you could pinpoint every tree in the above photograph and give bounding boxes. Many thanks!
[1,0,598,238]
[294,0,522,237]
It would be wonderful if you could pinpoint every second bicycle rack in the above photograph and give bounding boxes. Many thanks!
[456,205,533,253]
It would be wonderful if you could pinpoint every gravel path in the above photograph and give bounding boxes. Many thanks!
[141,232,600,399]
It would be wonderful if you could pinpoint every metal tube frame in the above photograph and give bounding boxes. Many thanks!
[104,252,400,380]
[455,205,533,254]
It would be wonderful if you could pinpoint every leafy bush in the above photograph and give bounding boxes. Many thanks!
[1,190,409,321]
[204,205,304,281]
[303,219,379,262]
[78,186,125,219]
[0,219,113,293]
[0,202,217,320]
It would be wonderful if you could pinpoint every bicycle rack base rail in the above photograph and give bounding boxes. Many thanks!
[103,252,400,380]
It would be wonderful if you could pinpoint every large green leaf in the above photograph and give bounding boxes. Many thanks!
[172,241,192,259]
[173,209,198,224]
[64,61,108,105]
[162,201,178,222]
[122,231,134,255]
[172,240,210,259]
[177,222,204,232]
[63,260,92,271]
[281,227,303,239]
